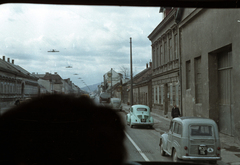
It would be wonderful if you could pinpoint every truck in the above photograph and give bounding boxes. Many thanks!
[99,92,111,103]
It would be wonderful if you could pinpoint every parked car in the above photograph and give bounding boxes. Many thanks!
[110,98,122,111]
[159,117,221,164]
[126,105,154,128]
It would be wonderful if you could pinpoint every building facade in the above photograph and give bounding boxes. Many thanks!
[178,9,240,143]
[0,56,39,110]
[148,8,181,118]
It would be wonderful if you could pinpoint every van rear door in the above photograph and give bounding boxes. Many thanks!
[189,125,217,157]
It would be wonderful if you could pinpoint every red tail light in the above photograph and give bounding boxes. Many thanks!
[186,153,189,156]
[217,147,221,150]
[184,146,188,150]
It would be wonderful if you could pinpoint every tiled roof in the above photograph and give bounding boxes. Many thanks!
[0,57,37,80]
[42,73,63,84]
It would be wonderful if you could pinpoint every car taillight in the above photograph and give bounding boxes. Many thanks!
[217,154,220,156]
[217,147,221,150]
[186,153,189,156]
[136,120,137,122]
[184,146,188,150]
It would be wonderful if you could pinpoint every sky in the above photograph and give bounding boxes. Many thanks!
[0,3,163,88]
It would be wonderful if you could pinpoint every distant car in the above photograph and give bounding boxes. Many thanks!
[110,98,122,111]
[126,105,154,128]
[159,117,221,164]
[99,92,110,103]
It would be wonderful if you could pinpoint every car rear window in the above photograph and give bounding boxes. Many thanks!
[113,100,120,103]
[190,125,212,136]
[137,108,147,111]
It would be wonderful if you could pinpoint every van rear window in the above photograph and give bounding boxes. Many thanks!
[191,125,212,136]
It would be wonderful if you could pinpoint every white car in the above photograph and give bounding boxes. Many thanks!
[126,105,154,128]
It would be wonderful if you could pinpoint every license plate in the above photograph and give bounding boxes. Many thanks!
[198,146,207,155]
[141,119,146,122]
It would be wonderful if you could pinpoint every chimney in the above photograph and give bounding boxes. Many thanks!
[54,72,57,74]
[2,56,5,61]
[12,59,14,64]
[149,62,152,68]
[146,63,148,68]
[7,58,10,62]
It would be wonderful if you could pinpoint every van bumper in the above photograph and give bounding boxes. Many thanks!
[181,156,221,160]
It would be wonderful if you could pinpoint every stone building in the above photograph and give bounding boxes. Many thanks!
[35,72,63,94]
[0,56,39,110]
[178,9,240,142]
[148,8,181,118]
[132,62,152,108]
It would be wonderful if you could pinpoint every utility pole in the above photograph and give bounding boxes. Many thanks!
[130,37,133,106]
[111,68,113,98]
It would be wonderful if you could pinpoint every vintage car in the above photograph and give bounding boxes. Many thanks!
[159,117,221,164]
[126,105,154,128]
[110,98,122,111]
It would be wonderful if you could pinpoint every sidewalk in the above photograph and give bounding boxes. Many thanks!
[121,103,240,165]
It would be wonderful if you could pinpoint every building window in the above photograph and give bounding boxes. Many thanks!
[0,82,2,93]
[155,86,158,103]
[152,47,155,69]
[186,60,191,89]
[160,45,163,66]
[156,47,159,68]
[161,85,164,104]
[169,38,172,61]
[175,82,179,106]
[157,85,160,104]
[195,57,202,103]
[174,34,177,59]
[164,41,167,64]
[170,83,173,106]
[153,86,156,103]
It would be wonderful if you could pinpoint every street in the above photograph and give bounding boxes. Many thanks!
[93,96,231,164]
[93,96,171,162]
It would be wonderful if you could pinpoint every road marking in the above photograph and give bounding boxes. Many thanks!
[124,131,150,161]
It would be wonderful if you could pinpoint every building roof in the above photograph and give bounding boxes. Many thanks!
[0,56,38,80]
[42,73,63,84]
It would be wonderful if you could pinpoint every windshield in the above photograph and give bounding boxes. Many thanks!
[0,3,239,164]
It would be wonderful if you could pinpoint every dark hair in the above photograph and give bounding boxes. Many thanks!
[0,94,126,165]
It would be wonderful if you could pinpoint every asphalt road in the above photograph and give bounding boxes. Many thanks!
[93,96,231,165]
[93,96,173,162]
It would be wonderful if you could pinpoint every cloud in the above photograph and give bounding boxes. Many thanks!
[0,4,162,88]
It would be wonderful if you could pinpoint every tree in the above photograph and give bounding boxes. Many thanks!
[119,66,130,79]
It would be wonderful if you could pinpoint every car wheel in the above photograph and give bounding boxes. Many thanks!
[173,149,178,162]
[160,143,166,156]
[130,121,133,128]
